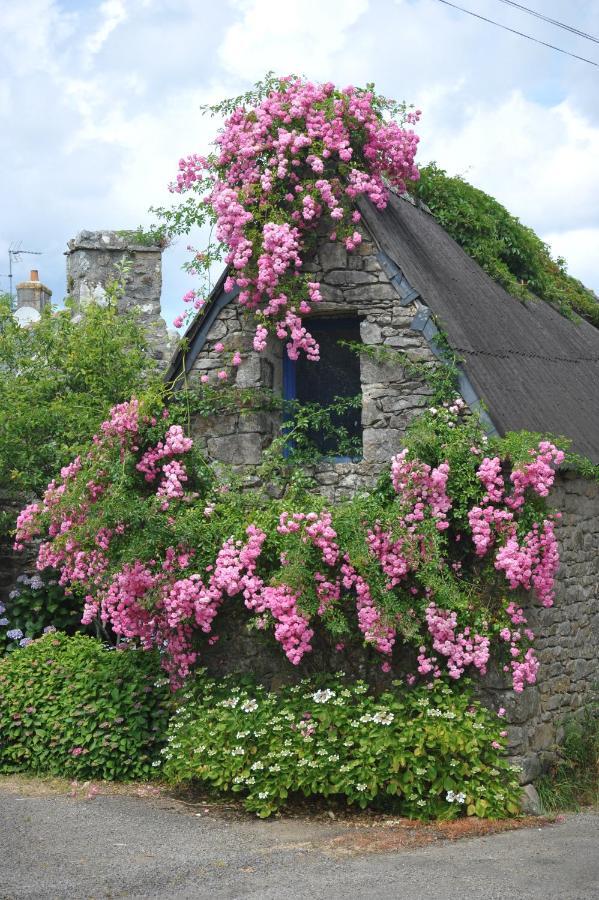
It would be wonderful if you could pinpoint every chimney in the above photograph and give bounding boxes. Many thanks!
[15,270,52,318]
[65,230,175,364]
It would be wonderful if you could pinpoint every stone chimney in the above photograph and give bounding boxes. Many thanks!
[65,230,176,365]
[15,270,52,323]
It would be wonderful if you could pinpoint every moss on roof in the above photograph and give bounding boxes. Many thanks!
[411,164,599,328]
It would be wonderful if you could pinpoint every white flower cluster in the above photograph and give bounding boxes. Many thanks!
[312,689,336,704]
[372,711,394,725]
[446,790,467,804]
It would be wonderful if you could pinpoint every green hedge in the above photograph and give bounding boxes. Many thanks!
[0,632,170,780]
[162,674,521,819]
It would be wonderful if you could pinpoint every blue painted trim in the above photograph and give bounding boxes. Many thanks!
[281,355,296,458]
[376,250,421,306]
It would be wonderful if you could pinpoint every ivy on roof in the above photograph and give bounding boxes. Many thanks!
[412,164,599,327]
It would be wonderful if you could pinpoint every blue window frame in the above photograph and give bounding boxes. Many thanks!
[282,317,363,461]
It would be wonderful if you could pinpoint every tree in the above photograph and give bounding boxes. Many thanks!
[0,292,161,500]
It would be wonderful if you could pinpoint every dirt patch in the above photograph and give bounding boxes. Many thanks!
[324,815,557,855]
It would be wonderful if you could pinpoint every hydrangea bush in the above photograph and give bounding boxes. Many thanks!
[162,673,521,819]
[0,632,169,780]
[0,572,82,654]
[14,390,564,694]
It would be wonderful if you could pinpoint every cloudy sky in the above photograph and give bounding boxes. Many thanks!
[1,0,598,325]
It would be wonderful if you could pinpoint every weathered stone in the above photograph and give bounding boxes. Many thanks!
[65,231,176,365]
[206,433,265,466]
[324,270,379,286]
[531,723,555,752]
[509,754,543,785]
[319,241,347,270]
[360,321,382,345]
[520,783,542,816]
[345,284,399,302]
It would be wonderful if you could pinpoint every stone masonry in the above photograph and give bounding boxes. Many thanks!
[66,230,176,365]
[188,221,436,499]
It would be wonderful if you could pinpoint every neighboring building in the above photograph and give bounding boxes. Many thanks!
[13,269,52,326]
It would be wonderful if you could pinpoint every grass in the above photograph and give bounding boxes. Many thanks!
[537,701,599,813]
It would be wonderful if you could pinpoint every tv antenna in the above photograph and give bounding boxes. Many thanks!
[1,243,43,308]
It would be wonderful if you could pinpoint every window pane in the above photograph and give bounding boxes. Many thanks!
[295,318,362,456]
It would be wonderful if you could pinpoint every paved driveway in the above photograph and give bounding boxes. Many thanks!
[1,782,598,899]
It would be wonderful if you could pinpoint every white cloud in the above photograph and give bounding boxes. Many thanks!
[218,0,369,81]
[84,0,128,58]
[420,91,599,237]
[543,228,599,295]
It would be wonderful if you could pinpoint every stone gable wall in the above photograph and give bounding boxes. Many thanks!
[188,223,436,498]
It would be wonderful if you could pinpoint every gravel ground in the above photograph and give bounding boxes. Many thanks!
[1,783,598,899]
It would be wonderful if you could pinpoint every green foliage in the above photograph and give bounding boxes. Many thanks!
[0,298,160,497]
[0,573,82,655]
[537,699,599,812]
[169,382,363,482]
[413,164,599,326]
[162,673,521,819]
[0,632,170,780]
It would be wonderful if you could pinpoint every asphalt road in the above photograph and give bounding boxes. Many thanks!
[1,789,598,899]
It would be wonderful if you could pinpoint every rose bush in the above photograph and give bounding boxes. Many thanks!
[155,75,420,371]
[14,390,564,693]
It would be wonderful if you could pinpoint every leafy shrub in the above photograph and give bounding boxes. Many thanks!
[0,632,170,780]
[162,673,521,819]
[1,573,83,654]
[537,700,599,812]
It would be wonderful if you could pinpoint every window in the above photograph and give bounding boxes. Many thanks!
[283,317,363,458]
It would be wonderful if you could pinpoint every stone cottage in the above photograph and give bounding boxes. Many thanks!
[3,193,598,799]
[164,189,599,794]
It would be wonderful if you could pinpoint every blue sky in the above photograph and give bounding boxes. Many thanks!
[1,0,598,327]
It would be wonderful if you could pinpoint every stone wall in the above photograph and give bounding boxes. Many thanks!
[188,221,436,499]
[66,231,176,366]
[481,470,599,786]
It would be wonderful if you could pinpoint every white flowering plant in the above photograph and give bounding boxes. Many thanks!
[161,673,520,819]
